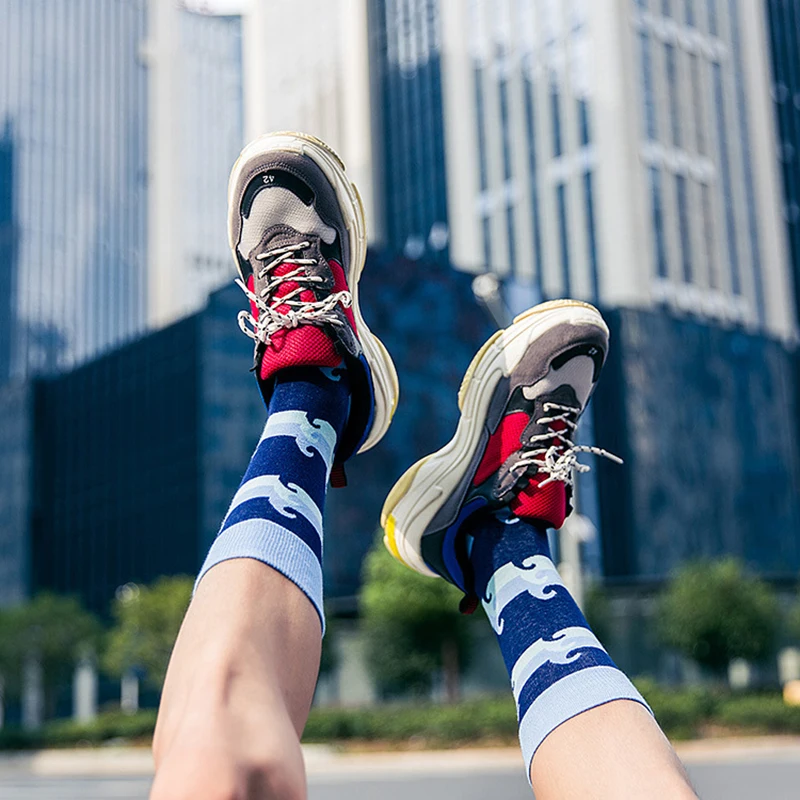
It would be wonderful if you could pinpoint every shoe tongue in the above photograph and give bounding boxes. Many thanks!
[247,224,318,265]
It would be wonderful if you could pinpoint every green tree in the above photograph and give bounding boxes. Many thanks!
[360,535,474,701]
[104,576,193,689]
[657,558,778,679]
[0,593,101,713]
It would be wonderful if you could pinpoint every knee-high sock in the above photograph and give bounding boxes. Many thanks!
[465,510,649,777]
[196,365,350,632]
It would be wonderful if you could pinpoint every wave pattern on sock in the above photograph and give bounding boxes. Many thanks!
[466,511,649,778]
[196,365,351,632]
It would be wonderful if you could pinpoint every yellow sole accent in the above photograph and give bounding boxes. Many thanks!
[380,456,430,529]
[512,298,600,324]
[383,516,403,562]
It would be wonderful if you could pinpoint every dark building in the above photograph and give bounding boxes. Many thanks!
[593,308,800,583]
[368,0,451,264]
[766,0,800,324]
[0,120,16,383]
[25,252,492,614]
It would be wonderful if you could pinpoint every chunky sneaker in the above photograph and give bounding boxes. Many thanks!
[380,300,621,597]
[227,132,399,467]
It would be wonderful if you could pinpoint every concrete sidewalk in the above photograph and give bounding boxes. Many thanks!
[0,737,799,778]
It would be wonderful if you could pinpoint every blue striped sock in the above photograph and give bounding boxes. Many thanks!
[465,510,649,778]
[196,364,351,632]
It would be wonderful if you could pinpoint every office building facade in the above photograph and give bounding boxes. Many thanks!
[0,0,150,377]
[0,1,244,378]
[360,0,795,337]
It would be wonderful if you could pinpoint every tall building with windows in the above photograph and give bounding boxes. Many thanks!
[369,0,451,262]
[147,2,244,327]
[365,0,795,337]
[765,0,800,326]
[0,0,150,377]
[0,1,244,378]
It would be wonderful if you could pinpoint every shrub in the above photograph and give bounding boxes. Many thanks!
[715,695,800,734]
[303,696,518,744]
[657,558,778,678]
[634,678,716,739]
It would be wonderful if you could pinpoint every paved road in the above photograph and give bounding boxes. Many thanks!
[1,746,799,799]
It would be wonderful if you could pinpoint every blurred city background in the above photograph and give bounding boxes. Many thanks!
[1,0,800,791]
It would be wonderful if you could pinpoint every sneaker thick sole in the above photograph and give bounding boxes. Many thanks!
[227,131,399,453]
[380,300,608,577]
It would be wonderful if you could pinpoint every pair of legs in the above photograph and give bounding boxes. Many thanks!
[152,133,696,799]
[154,561,693,799]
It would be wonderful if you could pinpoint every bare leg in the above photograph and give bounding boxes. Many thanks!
[530,700,697,799]
[151,560,320,800]
[379,302,699,799]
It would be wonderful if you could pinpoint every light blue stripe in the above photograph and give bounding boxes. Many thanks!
[195,519,325,633]
[518,666,651,783]
[258,410,337,471]
[222,475,323,535]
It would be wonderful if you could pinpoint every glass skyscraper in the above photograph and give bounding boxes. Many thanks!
[0,0,149,377]
[369,0,451,263]
[0,1,243,379]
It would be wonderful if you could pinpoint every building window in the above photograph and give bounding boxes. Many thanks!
[702,183,718,290]
[474,64,489,194]
[649,166,669,278]
[584,170,600,300]
[578,98,591,147]
[689,52,705,155]
[505,206,517,271]
[665,43,681,148]
[482,215,492,270]
[661,0,672,18]
[550,74,563,157]
[707,0,718,36]
[684,0,694,27]
[676,174,692,282]
[640,32,657,140]
[499,73,513,182]
[713,61,741,294]
[498,70,516,269]
[474,62,491,269]
[523,76,544,288]
[556,183,571,294]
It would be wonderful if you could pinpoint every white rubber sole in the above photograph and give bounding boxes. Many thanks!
[380,300,609,577]
[227,131,399,453]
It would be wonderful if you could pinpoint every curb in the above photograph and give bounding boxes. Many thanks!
[1,737,799,778]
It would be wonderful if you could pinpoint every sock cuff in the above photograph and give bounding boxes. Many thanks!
[195,518,325,634]
[518,665,651,782]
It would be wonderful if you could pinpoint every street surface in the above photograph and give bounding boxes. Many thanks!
[0,740,799,799]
